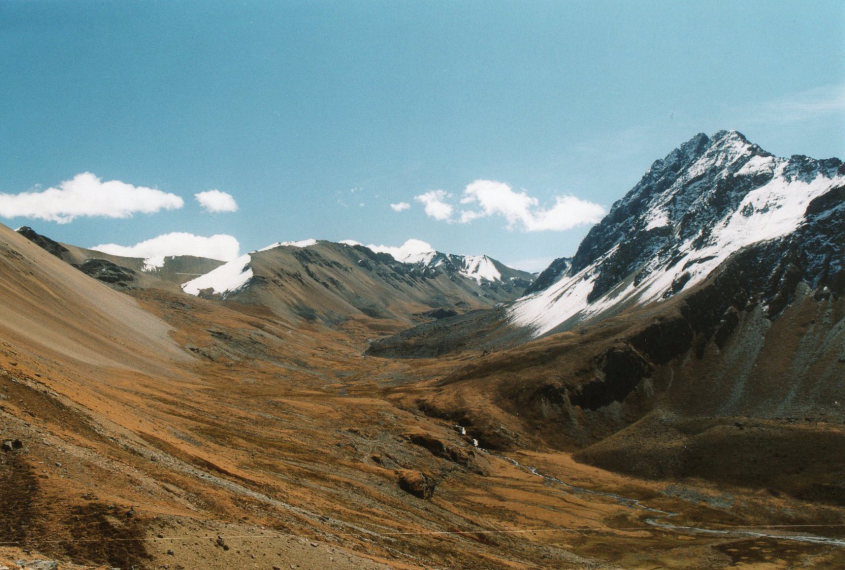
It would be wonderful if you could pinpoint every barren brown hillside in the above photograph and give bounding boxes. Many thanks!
[2,223,845,569]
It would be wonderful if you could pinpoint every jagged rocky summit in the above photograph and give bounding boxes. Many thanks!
[512,130,845,336]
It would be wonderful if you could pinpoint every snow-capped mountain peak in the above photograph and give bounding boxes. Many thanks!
[459,255,502,284]
[362,239,515,283]
[510,130,845,336]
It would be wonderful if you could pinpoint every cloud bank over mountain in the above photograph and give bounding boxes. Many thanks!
[411,179,605,232]
[93,232,241,268]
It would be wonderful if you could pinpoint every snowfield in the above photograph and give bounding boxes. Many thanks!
[181,254,253,297]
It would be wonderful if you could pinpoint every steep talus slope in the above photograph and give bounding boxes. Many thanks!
[182,240,532,328]
[0,224,188,372]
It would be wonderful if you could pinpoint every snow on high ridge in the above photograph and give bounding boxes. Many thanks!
[367,241,504,282]
[258,238,318,251]
[460,255,502,284]
[180,238,509,296]
[510,130,845,337]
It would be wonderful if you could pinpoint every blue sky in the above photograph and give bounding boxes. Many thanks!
[1,1,843,271]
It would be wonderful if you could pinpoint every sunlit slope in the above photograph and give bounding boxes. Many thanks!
[0,223,188,372]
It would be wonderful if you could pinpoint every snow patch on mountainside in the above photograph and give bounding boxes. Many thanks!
[460,255,502,283]
[181,254,253,297]
[736,154,776,177]
[510,246,620,333]
[643,208,670,230]
[631,165,839,304]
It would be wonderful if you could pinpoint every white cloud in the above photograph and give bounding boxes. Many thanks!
[414,190,454,221]
[92,232,241,269]
[524,195,607,231]
[460,180,538,229]
[0,172,184,223]
[415,179,605,231]
[366,238,436,264]
[195,189,238,213]
[390,201,411,212]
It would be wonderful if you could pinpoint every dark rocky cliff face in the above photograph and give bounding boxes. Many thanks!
[510,176,845,435]
[570,132,712,274]
[523,257,571,295]
[77,258,137,288]
[16,226,70,260]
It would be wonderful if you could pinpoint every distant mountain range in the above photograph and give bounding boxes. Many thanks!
[16,227,535,328]
[16,129,843,351]
[179,239,534,327]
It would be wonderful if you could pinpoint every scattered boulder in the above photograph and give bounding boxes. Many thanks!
[16,560,59,570]
[397,469,436,499]
[216,535,230,551]
[2,439,23,452]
